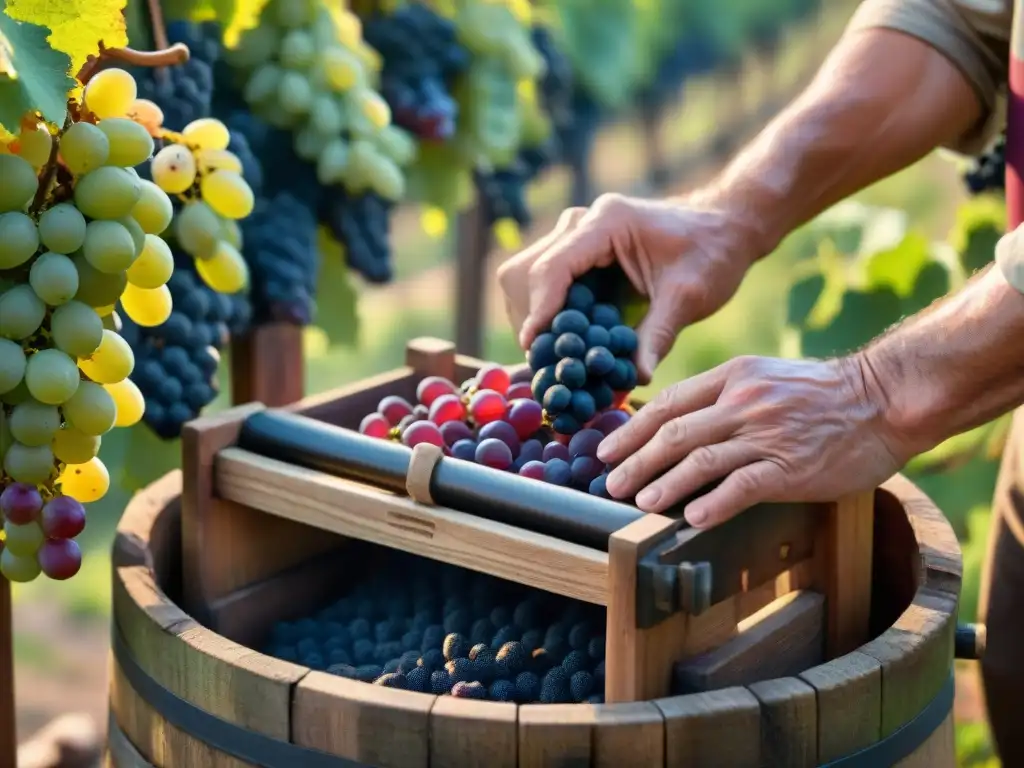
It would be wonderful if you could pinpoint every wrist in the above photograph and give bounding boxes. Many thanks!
[680,184,781,268]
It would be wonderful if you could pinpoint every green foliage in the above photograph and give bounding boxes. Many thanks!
[0,10,73,129]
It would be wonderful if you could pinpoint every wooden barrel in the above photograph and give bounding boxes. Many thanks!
[106,470,960,768]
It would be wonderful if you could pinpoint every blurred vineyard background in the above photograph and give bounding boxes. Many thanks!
[7,0,1005,765]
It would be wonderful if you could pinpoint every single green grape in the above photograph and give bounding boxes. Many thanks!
[59,122,111,175]
[3,440,55,485]
[0,212,41,269]
[82,220,137,274]
[9,399,61,447]
[72,253,128,308]
[0,338,27,395]
[174,201,221,259]
[98,117,155,167]
[62,380,117,436]
[50,301,104,358]
[126,235,174,289]
[38,203,87,254]
[29,252,80,306]
[0,155,39,212]
[130,180,174,235]
[24,348,80,405]
[0,284,46,340]
[73,166,142,220]
[52,426,102,465]
[77,329,133,385]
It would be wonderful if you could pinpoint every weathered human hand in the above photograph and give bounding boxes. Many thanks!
[596,354,916,528]
[495,192,766,383]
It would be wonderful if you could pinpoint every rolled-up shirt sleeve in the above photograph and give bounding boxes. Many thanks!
[845,0,1011,155]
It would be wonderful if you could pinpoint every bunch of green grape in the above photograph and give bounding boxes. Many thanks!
[224,0,416,198]
[0,67,174,583]
[149,118,255,294]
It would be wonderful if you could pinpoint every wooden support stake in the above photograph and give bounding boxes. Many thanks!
[230,323,305,408]
[0,577,14,768]
[454,206,490,359]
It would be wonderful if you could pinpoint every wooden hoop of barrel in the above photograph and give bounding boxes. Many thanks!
[106,464,960,768]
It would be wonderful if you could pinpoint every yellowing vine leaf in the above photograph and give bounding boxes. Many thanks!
[4,0,127,75]
[0,10,72,131]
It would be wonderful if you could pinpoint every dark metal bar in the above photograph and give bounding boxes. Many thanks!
[237,410,644,551]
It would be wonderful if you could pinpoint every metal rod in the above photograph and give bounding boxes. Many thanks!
[238,410,644,551]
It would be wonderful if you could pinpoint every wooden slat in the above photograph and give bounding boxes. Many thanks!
[287,368,418,427]
[674,590,824,693]
[181,403,341,623]
[216,449,609,605]
[655,687,761,767]
[799,651,882,763]
[517,704,594,767]
[291,673,434,768]
[747,677,817,768]
[605,514,685,702]
[592,702,665,767]
[106,709,155,768]
[880,475,962,597]
[428,697,517,768]
[207,548,351,649]
[818,490,875,658]
[112,562,306,743]
[406,337,457,380]
[859,587,956,736]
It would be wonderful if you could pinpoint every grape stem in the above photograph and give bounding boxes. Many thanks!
[76,43,190,85]
[29,113,70,215]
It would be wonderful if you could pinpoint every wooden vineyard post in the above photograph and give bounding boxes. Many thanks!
[455,205,491,358]
[230,323,305,407]
[0,577,14,768]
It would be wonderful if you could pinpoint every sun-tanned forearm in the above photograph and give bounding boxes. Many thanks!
[693,27,983,259]
[858,259,1024,454]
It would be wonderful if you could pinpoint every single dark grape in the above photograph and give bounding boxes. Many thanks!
[589,304,621,329]
[551,309,590,336]
[528,333,559,369]
[554,332,586,359]
[478,420,521,456]
[608,325,638,356]
[451,680,487,699]
[589,473,611,498]
[443,633,469,661]
[515,671,541,703]
[543,458,572,486]
[542,384,572,414]
[552,413,580,435]
[565,283,595,314]
[570,671,594,702]
[489,679,517,702]
[416,375,458,407]
[519,460,545,480]
[451,438,478,462]
[496,641,527,677]
[406,666,430,692]
[569,390,596,423]
[584,325,610,349]
[531,365,557,402]
[519,438,543,463]
[571,457,604,489]
[540,667,571,703]
[584,346,615,376]
[430,669,451,694]
[591,409,630,436]
[429,393,466,425]
[587,381,615,411]
[445,657,474,683]
[555,358,587,389]
[475,438,514,470]
[378,395,414,426]
[542,442,570,462]
[440,420,473,447]
[507,399,543,440]
[375,672,409,689]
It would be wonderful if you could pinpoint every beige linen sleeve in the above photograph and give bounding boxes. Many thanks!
[845,0,1012,155]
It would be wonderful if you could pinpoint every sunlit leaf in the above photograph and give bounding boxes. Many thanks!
[0,9,72,130]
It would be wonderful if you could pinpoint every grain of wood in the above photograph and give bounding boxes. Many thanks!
[592,702,665,767]
[428,697,517,768]
[292,672,434,768]
[748,677,817,768]
[893,712,955,767]
[799,651,882,763]
[818,490,874,657]
[518,704,595,767]
[405,337,457,380]
[674,590,824,693]
[655,687,761,768]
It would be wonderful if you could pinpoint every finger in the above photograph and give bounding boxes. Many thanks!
[683,460,788,529]
[597,367,728,464]
[632,439,763,514]
[521,216,616,348]
[604,405,739,500]
[499,208,584,344]
[634,294,689,385]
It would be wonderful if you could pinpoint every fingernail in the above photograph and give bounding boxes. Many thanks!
[636,486,661,509]
[685,507,707,527]
[596,438,616,462]
[605,470,624,497]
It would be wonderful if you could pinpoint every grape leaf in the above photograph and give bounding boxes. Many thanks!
[0,9,72,130]
[901,261,950,316]
[863,232,931,297]
[949,195,1005,275]
[786,273,825,327]
[799,287,902,359]
[4,0,127,77]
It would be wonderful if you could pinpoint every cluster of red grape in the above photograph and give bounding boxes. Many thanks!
[358,364,632,496]
[0,483,85,581]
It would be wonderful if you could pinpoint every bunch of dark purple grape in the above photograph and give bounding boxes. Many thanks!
[528,278,639,436]
[358,363,631,497]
